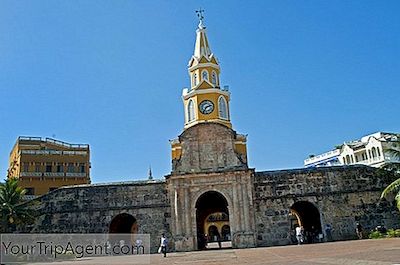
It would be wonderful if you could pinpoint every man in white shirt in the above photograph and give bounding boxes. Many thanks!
[295,226,303,245]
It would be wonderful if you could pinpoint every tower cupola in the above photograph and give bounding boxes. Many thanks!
[182,12,232,129]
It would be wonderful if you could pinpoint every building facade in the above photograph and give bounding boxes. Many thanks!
[22,18,399,254]
[8,136,91,197]
[304,132,400,168]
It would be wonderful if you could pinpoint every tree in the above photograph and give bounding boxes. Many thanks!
[380,136,400,210]
[0,178,35,232]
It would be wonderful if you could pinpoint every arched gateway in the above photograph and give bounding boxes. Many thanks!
[109,213,138,234]
[195,191,231,249]
[290,201,322,243]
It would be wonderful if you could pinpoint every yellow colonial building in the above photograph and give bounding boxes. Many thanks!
[7,136,91,197]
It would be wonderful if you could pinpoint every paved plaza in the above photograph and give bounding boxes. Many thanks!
[31,238,400,265]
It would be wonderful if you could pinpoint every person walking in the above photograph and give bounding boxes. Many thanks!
[295,225,303,245]
[356,223,363,239]
[325,223,333,242]
[159,233,168,257]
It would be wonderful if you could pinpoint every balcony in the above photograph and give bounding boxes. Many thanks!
[20,150,88,156]
[23,195,37,200]
[20,172,87,178]
[65,173,86,177]
[20,172,42,177]
[43,172,65,177]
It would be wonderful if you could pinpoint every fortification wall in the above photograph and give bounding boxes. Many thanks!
[254,166,399,246]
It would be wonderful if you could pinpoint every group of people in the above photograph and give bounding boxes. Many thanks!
[294,222,369,245]
[294,225,322,245]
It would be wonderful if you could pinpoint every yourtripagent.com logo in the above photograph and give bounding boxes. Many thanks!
[1,234,150,264]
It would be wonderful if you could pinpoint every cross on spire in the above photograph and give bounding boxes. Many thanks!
[195,8,205,28]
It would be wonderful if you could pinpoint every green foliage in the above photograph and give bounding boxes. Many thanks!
[386,229,400,238]
[380,137,400,211]
[0,178,36,232]
[368,229,400,239]
[368,230,384,239]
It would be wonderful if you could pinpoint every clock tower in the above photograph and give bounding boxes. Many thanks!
[182,17,232,130]
[170,15,248,174]
[167,13,256,252]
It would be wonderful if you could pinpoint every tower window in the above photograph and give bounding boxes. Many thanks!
[211,71,217,86]
[218,96,228,120]
[187,99,195,122]
[202,70,209,81]
[192,74,198,87]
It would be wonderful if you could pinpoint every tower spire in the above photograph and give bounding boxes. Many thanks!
[194,9,211,59]
[148,165,153,180]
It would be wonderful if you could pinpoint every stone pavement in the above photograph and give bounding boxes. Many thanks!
[28,239,400,265]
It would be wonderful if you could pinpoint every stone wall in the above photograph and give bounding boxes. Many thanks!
[26,180,171,253]
[253,165,400,247]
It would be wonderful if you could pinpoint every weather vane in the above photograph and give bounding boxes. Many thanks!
[195,8,205,27]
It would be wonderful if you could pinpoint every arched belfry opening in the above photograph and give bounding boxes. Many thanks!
[109,213,138,234]
[195,191,231,249]
[290,201,322,243]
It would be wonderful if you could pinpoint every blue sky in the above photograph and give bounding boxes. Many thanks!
[0,1,399,183]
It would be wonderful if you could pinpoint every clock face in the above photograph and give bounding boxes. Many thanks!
[199,100,214,115]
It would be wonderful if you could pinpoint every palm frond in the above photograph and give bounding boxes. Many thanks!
[381,178,400,198]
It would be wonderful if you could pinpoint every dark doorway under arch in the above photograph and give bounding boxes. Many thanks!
[290,201,322,243]
[109,213,138,234]
[195,191,231,250]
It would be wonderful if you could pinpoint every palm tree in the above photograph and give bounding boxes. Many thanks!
[380,136,400,210]
[0,178,35,232]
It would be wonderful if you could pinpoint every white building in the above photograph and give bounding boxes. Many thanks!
[304,132,400,168]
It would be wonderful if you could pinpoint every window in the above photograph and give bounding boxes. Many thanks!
[57,164,64,173]
[35,164,41,172]
[377,148,381,157]
[211,71,217,85]
[187,99,195,122]
[67,163,75,173]
[23,163,29,172]
[202,70,209,81]
[371,147,377,158]
[79,163,85,173]
[218,96,228,119]
[45,163,52,173]
[25,188,35,195]
[192,73,198,87]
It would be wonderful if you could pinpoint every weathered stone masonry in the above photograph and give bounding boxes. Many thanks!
[25,165,399,253]
[28,181,171,253]
[254,166,400,246]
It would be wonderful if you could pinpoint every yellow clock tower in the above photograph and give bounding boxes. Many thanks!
[170,13,248,174]
[182,16,232,129]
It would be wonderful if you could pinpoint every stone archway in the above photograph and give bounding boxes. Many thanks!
[195,191,231,250]
[109,213,138,234]
[290,201,322,243]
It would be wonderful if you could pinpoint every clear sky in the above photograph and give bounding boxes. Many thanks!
[0,1,399,183]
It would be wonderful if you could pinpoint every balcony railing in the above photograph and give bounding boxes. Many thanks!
[18,136,89,149]
[20,172,42,177]
[20,172,87,178]
[65,173,86,177]
[23,195,37,200]
[20,150,88,156]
